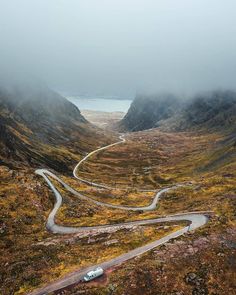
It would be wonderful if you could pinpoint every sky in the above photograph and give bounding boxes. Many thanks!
[0,0,236,97]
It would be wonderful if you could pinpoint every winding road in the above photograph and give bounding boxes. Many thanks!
[72,135,126,190]
[72,135,156,192]
[28,134,210,295]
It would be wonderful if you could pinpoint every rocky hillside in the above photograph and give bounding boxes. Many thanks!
[119,90,236,172]
[120,90,236,134]
[118,93,180,132]
[161,90,236,133]
[0,83,110,172]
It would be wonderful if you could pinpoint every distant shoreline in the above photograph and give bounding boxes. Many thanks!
[59,92,133,101]
[67,96,132,113]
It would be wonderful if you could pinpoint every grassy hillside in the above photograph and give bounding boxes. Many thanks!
[0,84,113,173]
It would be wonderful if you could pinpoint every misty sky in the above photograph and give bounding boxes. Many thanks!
[1,0,236,97]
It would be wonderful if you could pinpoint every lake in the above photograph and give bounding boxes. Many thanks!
[66,96,133,112]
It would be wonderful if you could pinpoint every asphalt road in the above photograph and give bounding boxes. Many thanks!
[28,135,210,295]
[72,135,156,192]
[72,135,126,189]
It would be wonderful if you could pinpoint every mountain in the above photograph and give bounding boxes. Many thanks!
[0,83,110,172]
[119,93,180,132]
[118,90,236,172]
[119,90,236,134]
[166,90,236,132]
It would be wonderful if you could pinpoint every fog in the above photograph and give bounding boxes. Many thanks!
[1,0,236,97]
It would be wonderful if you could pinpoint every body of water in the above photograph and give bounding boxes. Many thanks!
[67,96,132,112]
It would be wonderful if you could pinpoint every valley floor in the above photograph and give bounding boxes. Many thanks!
[0,116,235,295]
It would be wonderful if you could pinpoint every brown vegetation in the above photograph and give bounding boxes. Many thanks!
[1,126,236,294]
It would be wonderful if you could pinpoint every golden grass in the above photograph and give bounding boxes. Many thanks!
[1,128,236,294]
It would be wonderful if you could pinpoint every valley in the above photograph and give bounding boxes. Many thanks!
[0,90,236,295]
[1,2,236,294]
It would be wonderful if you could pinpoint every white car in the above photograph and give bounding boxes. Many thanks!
[83,267,104,282]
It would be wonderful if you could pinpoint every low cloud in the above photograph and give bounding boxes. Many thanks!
[1,0,236,97]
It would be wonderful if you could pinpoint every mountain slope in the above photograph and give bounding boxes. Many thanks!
[119,93,180,132]
[120,90,236,134]
[162,90,236,133]
[0,84,111,172]
[119,90,236,173]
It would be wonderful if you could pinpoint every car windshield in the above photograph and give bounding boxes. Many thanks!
[87,272,93,276]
